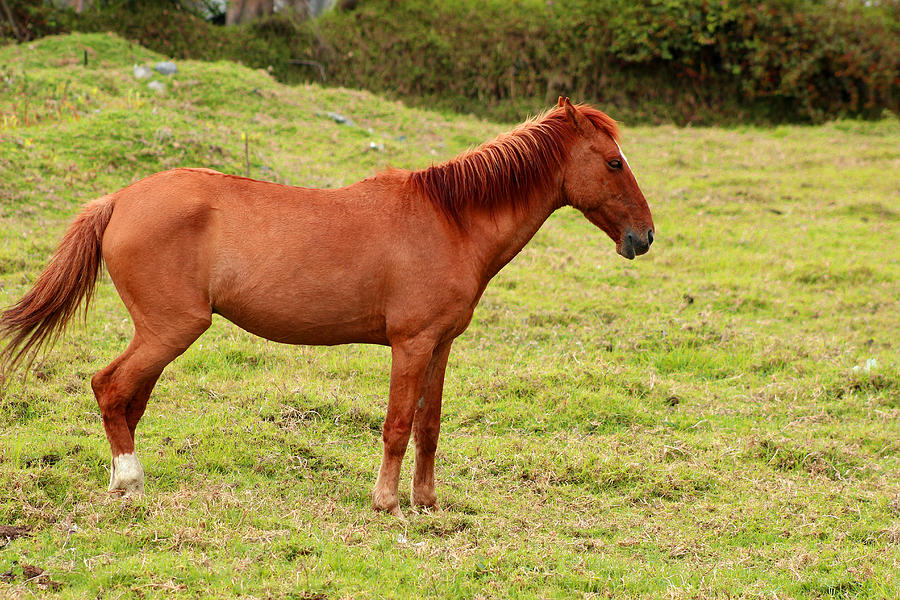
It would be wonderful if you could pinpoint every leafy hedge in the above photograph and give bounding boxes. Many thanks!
[5,0,898,124]
[294,0,899,123]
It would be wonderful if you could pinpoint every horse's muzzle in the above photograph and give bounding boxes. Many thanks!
[618,228,654,260]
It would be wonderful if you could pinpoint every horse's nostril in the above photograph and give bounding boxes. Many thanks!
[626,231,637,248]
[647,230,654,246]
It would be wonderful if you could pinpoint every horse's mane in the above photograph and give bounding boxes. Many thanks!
[408,104,620,224]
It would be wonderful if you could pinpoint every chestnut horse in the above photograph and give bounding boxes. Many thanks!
[0,98,653,517]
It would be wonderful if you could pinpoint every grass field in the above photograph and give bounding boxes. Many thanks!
[1,33,899,599]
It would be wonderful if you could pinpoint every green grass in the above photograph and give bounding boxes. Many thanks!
[1,33,899,599]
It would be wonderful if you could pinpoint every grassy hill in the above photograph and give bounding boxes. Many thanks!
[1,33,899,599]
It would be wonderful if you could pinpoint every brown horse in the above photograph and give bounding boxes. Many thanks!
[0,98,653,517]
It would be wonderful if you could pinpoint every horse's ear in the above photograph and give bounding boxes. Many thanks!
[562,97,594,136]
[557,96,568,108]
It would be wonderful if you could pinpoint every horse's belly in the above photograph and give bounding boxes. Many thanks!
[213,297,389,346]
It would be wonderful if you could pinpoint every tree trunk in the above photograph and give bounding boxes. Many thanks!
[1,0,24,42]
[226,0,275,25]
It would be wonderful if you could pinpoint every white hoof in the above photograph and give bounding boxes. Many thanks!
[108,452,145,496]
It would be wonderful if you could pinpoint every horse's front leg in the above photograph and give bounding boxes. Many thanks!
[411,340,452,510]
[373,337,436,518]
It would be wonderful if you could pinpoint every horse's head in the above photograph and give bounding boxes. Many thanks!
[559,98,654,260]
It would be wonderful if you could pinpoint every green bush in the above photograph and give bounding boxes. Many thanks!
[6,0,897,124]
[294,0,899,123]
[603,0,899,121]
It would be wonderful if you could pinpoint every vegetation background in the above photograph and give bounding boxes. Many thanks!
[1,0,899,124]
[0,1,898,598]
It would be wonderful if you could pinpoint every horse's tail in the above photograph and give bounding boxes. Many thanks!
[0,195,115,376]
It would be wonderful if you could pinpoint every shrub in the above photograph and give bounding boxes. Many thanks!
[6,0,897,124]
[294,0,899,123]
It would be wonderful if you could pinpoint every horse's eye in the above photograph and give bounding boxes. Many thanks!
[607,159,623,170]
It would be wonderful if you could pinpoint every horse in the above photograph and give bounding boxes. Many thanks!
[0,97,654,518]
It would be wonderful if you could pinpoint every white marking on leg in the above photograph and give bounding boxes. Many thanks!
[109,452,145,496]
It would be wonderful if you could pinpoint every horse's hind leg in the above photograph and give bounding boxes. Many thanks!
[126,375,160,441]
[92,318,209,496]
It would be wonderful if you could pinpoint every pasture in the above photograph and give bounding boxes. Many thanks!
[1,34,899,599]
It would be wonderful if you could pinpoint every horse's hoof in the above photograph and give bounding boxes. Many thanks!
[108,487,144,499]
[411,499,440,512]
[372,501,406,520]
[108,452,145,496]
[411,489,439,511]
[372,495,406,520]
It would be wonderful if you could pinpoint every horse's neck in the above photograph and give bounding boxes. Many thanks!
[464,187,562,283]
